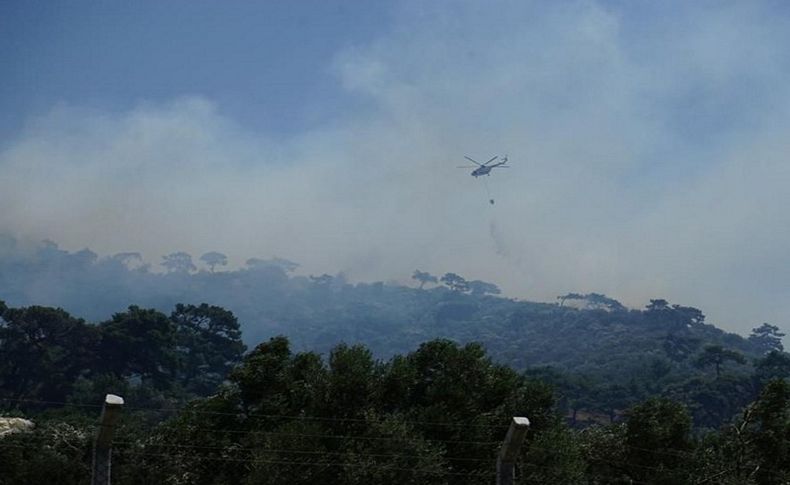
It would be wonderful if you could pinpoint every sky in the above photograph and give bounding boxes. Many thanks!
[1,0,789,336]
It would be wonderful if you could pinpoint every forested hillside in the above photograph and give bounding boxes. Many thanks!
[2,237,789,425]
[3,239,789,428]
[1,300,789,484]
[0,239,781,375]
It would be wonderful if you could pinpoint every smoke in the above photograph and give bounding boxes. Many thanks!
[2,1,790,335]
[489,220,509,258]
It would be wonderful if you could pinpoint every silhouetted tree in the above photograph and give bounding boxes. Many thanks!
[556,293,624,311]
[246,257,300,273]
[646,299,670,312]
[557,293,584,306]
[467,280,501,296]
[161,252,196,273]
[411,270,438,289]
[672,305,706,326]
[110,252,146,270]
[200,251,227,272]
[696,345,746,378]
[586,293,626,312]
[440,272,469,292]
[749,323,785,353]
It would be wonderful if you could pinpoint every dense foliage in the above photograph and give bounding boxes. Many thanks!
[1,298,789,484]
[1,238,789,482]
[0,239,778,372]
[0,301,246,407]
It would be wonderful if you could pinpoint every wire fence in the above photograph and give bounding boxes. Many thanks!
[1,395,784,485]
[0,397,509,430]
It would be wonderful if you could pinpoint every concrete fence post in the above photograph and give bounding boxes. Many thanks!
[91,394,124,485]
[496,416,530,485]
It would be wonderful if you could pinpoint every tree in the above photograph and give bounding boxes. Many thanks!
[663,334,701,362]
[749,323,785,353]
[556,293,624,311]
[672,305,706,326]
[170,303,246,394]
[199,251,227,272]
[98,306,178,388]
[129,337,566,485]
[229,335,294,410]
[467,280,501,296]
[161,251,196,273]
[722,379,790,484]
[754,351,790,384]
[624,398,693,484]
[646,298,670,312]
[325,343,376,420]
[696,345,746,378]
[592,384,633,424]
[663,375,756,429]
[411,270,438,289]
[0,305,97,402]
[246,256,300,273]
[749,379,790,484]
[0,419,93,485]
[440,272,468,292]
[585,293,626,312]
[557,293,584,306]
[110,252,146,270]
[557,293,577,308]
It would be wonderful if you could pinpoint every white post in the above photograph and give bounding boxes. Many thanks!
[91,394,124,485]
[496,416,530,485]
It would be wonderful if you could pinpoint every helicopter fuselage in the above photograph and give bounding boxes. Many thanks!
[471,166,493,177]
[471,161,506,177]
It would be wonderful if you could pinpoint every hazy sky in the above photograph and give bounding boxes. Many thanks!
[2,1,789,336]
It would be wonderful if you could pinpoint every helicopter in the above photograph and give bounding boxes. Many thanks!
[457,155,509,177]
[458,155,510,205]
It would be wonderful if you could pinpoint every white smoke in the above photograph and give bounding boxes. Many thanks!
[2,1,790,335]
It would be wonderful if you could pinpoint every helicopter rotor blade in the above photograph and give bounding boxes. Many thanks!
[483,156,499,166]
[464,156,483,166]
